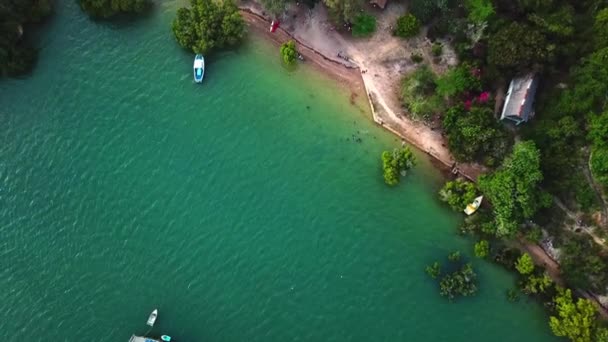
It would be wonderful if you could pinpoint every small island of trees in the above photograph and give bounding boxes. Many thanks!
[172,0,246,55]
[381,146,416,186]
[0,0,52,77]
[78,0,150,18]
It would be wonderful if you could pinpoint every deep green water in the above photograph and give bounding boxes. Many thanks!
[0,2,560,341]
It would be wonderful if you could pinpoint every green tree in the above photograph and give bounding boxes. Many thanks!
[0,0,52,77]
[549,288,598,342]
[474,240,490,258]
[560,234,608,291]
[488,22,549,70]
[394,14,420,38]
[436,63,481,97]
[78,0,150,18]
[439,263,478,300]
[515,253,535,275]
[439,179,477,211]
[588,111,608,148]
[594,8,608,48]
[448,250,461,261]
[261,0,287,16]
[425,261,441,279]
[478,141,550,236]
[172,0,245,54]
[442,105,509,164]
[280,40,297,65]
[381,146,416,186]
[323,0,362,23]
[523,273,552,294]
[352,13,376,37]
[590,147,608,187]
[465,0,494,24]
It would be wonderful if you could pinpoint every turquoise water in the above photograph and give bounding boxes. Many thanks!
[0,1,559,341]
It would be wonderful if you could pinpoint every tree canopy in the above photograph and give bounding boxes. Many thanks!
[439,179,477,211]
[280,40,297,65]
[0,0,52,77]
[442,105,509,165]
[78,0,150,18]
[478,141,550,236]
[549,288,599,342]
[394,14,420,38]
[515,253,535,275]
[323,0,361,24]
[381,146,416,186]
[352,13,376,37]
[488,22,549,70]
[172,0,245,55]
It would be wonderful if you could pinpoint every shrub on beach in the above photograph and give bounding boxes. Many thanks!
[400,65,444,121]
[394,14,420,38]
[352,13,376,37]
[280,40,298,65]
[172,0,245,54]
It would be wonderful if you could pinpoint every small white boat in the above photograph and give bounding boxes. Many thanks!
[147,309,158,327]
[193,54,205,83]
[464,196,483,216]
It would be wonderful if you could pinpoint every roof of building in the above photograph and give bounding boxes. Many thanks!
[370,0,388,9]
[500,73,538,123]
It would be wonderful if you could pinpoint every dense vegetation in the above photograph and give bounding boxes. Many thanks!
[394,14,420,38]
[172,0,245,54]
[352,13,376,37]
[78,0,150,18]
[426,251,478,301]
[0,0,52,77]
[380,146,416,186]
[478,141,551,237]
[280,40,297,65]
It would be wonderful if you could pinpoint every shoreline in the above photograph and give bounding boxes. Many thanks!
[239,9,608,319]
[240,8,468,179]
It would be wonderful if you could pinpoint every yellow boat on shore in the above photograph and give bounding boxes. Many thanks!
[464,196,483,216]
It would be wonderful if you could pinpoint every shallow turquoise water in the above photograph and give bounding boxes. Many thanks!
[0,1,559,341]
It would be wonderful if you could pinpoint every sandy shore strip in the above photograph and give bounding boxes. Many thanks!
[240,9,365,96]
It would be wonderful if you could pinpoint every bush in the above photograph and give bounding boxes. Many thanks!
[352,13,376,37]
[394,14,420,38]
[400,65,444,121]
[0,0,52,78]
[435,63,481,98]
[172,0,245,54]
[425,261,441,279]
[448,251,461,261]
[474,240,490,258]
[515,253,535,275]
[381,146,416,186]
[78,0,149,17]
[591,146,608,187]
[442,105,509,164]
[439,263,478,300]
[280,40,298,65]
[439,179,477,212]
[432,42,443,57]
[411,53,424,63]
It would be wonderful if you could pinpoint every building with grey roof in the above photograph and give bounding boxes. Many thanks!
[500,73,538,125]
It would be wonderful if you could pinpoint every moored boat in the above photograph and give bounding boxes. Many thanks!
[464,196,483,216]
[193,54,205,83]
[147,309,158,327]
